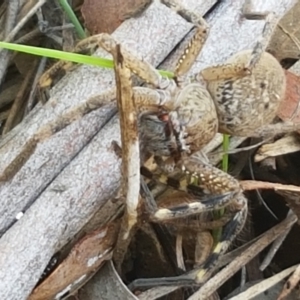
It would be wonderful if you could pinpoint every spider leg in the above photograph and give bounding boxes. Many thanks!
[141,155,241,221]
[200,2,278,81]
[132,155,248,288]
[2,33,181,181]
[128,195,247,289]
[0,90,115,182]
[126,0,209,77]
[242,5,278,72]
[146,186,236,271]
[39,33,173,93]
[0,84,164,182]
[39,37,101,90]
[158,0,209,76]
[95,34,173,90]
[153,192,235,221]
[41,32,217,163]
[151,210,236,231]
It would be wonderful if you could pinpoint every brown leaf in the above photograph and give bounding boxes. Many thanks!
[278,70,300,124]
[28,221,120,300]
[81,0,151,34]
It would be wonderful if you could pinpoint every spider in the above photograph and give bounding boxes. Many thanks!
[104,0,287,289]
[123,0,287,290]
[0,0,290,290]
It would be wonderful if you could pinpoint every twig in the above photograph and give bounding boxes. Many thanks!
[2,0,47,44]
[278,264,300,300]
[14,28,41,44]
[228,265,298,300]
[26,57,47,114]
[260,210,294,271]
[176,234,185,270]
[3,59,38,134]
[0,0,47,83]
[4,0,19,36]
[240,180,300,193]
[188,213,297,299]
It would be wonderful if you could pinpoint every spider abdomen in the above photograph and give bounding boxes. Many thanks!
[207,50,286,136]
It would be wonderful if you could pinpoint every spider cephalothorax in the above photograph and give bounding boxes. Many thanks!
[138,83,218,160]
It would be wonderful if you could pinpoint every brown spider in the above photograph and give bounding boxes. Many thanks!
[0,0,290,290]
[110,0,287,289]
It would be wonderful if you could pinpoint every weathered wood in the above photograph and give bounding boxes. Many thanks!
[0,2,194,300]
[0,2,192,234]
[0,0,296,299]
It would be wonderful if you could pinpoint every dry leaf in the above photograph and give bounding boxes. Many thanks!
[28,221,120,300]
[81,0,151,34]
[254,134,300,162]
[278,70,300,124]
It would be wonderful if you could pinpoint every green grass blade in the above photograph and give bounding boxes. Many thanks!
[212,134,230,245]
[0,41,113,66]
[0,41,174,78]
[158,69,174,78]
[58,0,86,39]
[222,134,230,172]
